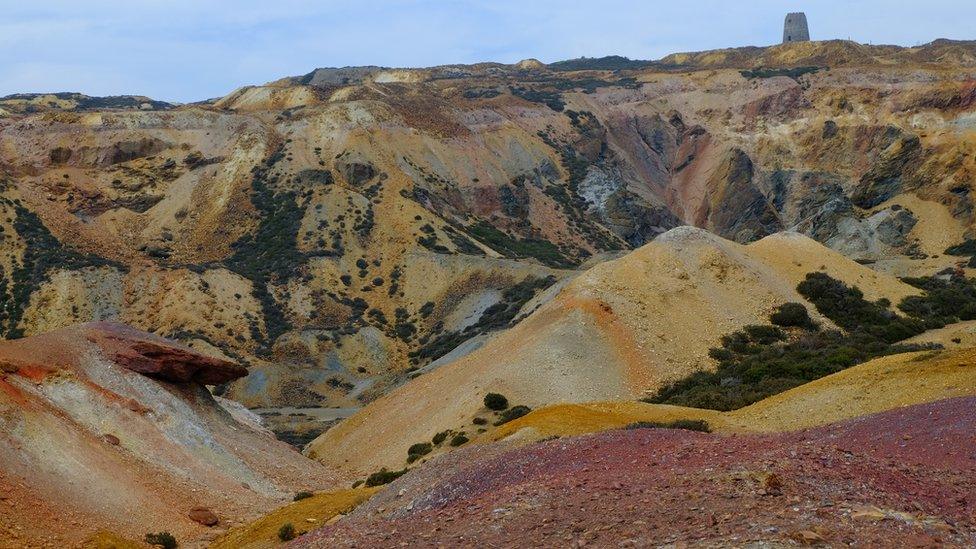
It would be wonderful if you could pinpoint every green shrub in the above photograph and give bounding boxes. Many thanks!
[472,417,488,425]
[743,325,787,344]
[406,442,433,463]
[770,302,814,328]
[293,491,313,501]
[797,272,925,343]
[645,272,945,411]
[450,433,470,446]
[484,393,509,411]
[365,467,408,487]
[144,532,178,549]
[278,523,296,542]
[432,430,450,445]
[945,239,976,256]
[740,66,823,80]
[899,275,976,325]
[494,405,532,426]
[625,419,711,433]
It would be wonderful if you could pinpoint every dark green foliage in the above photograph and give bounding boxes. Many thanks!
[293,491,313,501]
[625,419,711,433]
[0,198,123,338]
[145,532,178,549]
[466,221,573,268]
[646,274,942,411]
[945,239,976,256]
[472,417,488,425]
[797,272,925,343]
[548,55,654,72]
[406,442,433,463]
[432,430,450,445]
[899,274,976,325]
[740,66,824,80]
[278,523,296,542]
[743,325,787,345]
[494,405,532,426]
[449,433,470,446]
[365,467,408,487]
[509,86,565,111]
[483,392,509,411]
[770,302,815,328]
[225,147,306,345]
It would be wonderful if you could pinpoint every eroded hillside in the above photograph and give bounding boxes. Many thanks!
[1,39,975,439]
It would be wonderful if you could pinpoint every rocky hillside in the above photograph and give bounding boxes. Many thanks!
[0,323,340,547]
[301,396,976,547]
[305,227,922,476]
[0,39,975,433]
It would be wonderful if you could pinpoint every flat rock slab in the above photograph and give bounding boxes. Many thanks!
[85,322,246,385]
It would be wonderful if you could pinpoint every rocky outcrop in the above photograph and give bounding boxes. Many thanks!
[84,322,247,385]
[703,149,783,242]
[851,134,923,208]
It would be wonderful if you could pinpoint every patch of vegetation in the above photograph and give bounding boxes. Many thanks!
[646,274,942,411]
[945,239,976,256]
[278,523,296,542]
[769,302,815,328]
[509,86,565,111]
[225,145,306,347]
[484,393,509,411]
[449,433,469,446]
[432,430,450,445]
[365,467,408,487]
[494,405,532,426]
[0,198,123,338]
[406,442,433,463]
[466,221,573,268]
[740,66,824,80]
[144,532,178,549]
[625,419,711,433]
[548,55,654,72]
[797,272,926,342]
[293,491,313,501]
[899,274,976,325]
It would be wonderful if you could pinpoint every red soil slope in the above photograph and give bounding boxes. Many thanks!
[0,323,340,548]
[301,397,976,547]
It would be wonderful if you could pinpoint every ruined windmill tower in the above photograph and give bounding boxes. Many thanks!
[783,12,810,43]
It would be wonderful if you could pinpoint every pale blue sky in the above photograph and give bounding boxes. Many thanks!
[2,1,971,103]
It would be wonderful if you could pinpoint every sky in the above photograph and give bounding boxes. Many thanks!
[1,1,972,103]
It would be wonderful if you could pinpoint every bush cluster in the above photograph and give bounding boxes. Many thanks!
[625,419,711,433]
[645,273,948,411]
[145,532,178,549]
[483,393,509,411]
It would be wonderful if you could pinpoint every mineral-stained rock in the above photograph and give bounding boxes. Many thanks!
[188,507,219,527]
[83,322,247,385]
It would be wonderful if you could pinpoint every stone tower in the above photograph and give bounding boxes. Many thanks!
[783,12,810,43]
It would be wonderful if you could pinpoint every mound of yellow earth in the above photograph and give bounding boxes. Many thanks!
[306,227,918,476]
[490,347,976,441]
[209,488,379,549]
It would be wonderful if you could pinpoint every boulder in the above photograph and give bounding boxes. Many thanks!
[84,322,247,385]
[188,507,219,527]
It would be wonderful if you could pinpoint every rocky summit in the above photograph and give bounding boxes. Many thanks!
[2,32,976,548]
